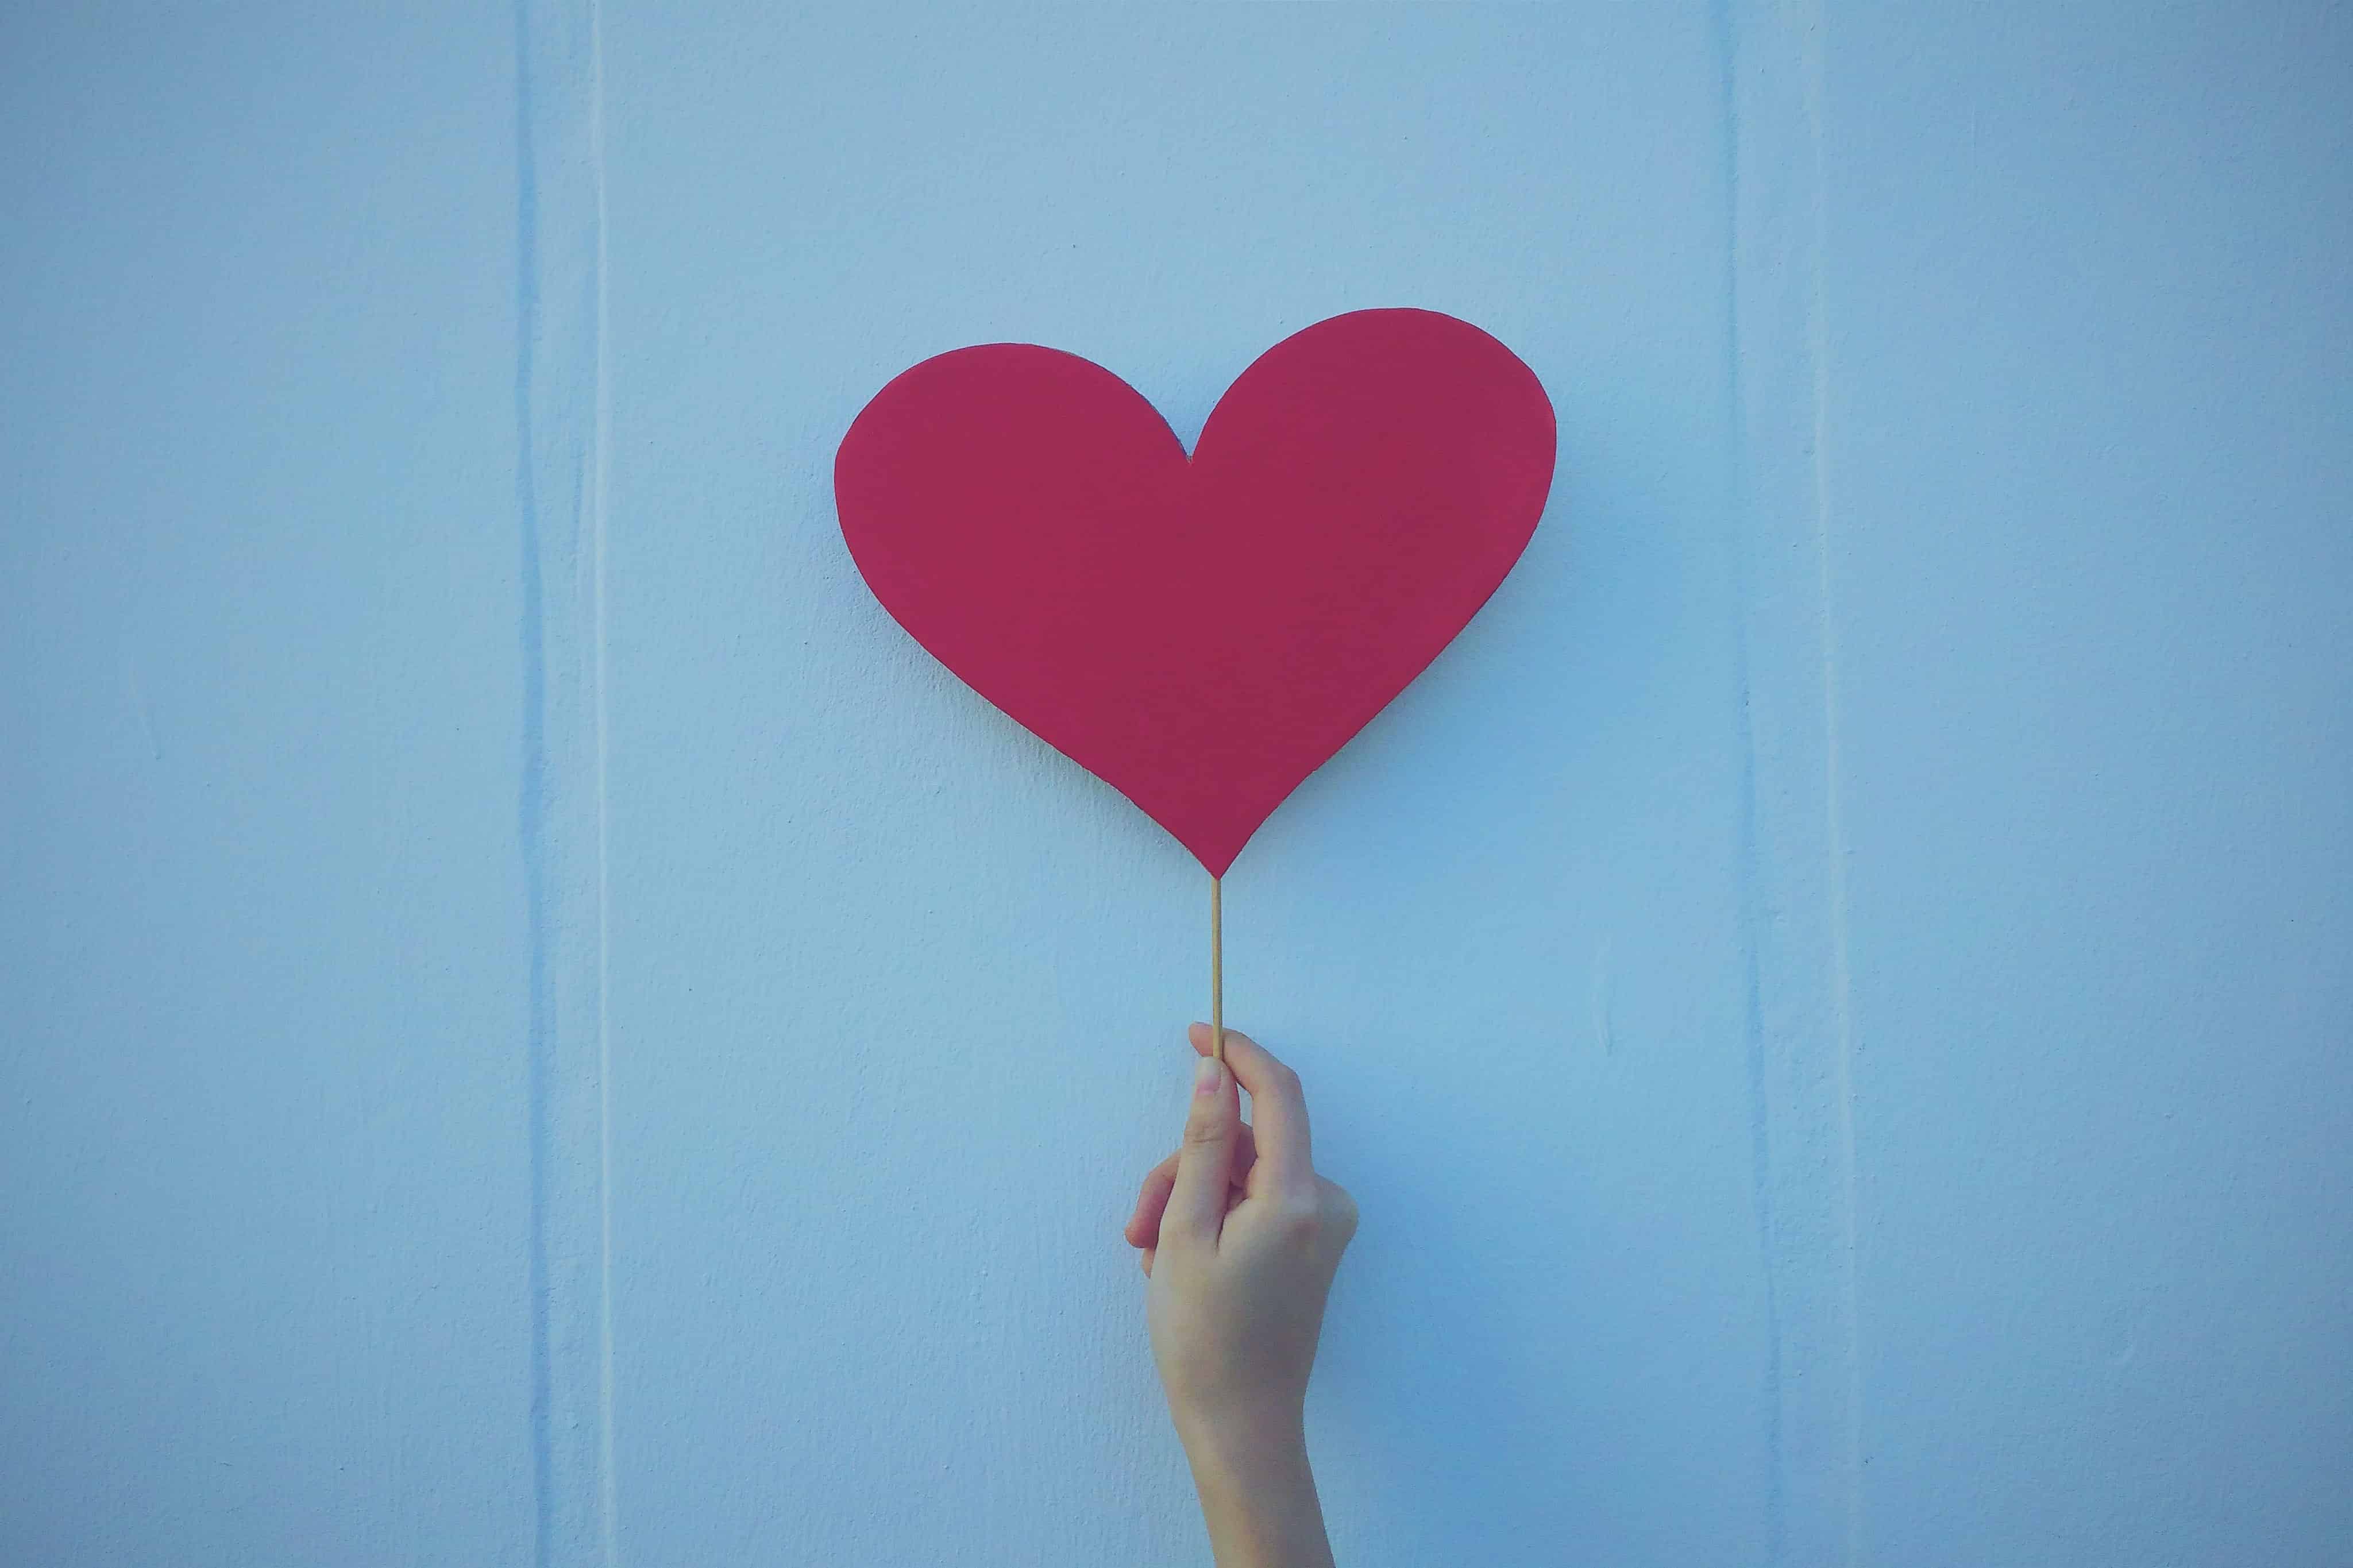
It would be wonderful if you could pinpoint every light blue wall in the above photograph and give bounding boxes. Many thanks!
[1,5,534,1564]
[2,5,2346,1566]
[1826,12,2353,1561]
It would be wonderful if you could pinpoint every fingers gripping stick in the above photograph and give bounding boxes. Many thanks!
[1185,1023,1313,1195]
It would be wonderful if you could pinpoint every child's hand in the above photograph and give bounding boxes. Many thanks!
[1123,1023,1356,1547]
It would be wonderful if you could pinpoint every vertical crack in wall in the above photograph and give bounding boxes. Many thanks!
[1726,1,1861,1563]
[518,0,615,1562]
[1802,10,1865,1558]
[1718,7,1790,1560]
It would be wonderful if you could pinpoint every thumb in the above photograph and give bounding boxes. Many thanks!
[1164,1055,1240,1245]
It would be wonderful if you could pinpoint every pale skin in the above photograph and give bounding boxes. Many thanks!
[1122,1024,1359,1568]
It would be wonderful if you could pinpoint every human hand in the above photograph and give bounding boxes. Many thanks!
[1123,1025,1356,1566]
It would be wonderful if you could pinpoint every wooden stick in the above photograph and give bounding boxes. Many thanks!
[1209,875,1225,1064]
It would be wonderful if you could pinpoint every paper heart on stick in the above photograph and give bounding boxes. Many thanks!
[834,307,1556,877]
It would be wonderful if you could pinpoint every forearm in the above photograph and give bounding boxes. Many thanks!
[1181,1415,1336,1568]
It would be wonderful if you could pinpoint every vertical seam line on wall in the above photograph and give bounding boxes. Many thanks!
[1800,9,1866,1553]
[1727,0,1860,1562]
[1716,9,1792,1566]
[518,0,615,1562]
[516,10,549,1540]
[588,8,619,1551]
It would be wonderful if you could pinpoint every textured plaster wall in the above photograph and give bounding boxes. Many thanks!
[2,5,2346,1567]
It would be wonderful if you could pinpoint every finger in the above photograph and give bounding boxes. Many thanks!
[1188,1023,1312,1191]
[1164,1055,1242,1245]
[1124,1160,1178,1249]
[1144,1183,1248,1278]
[1125,1123,1259,1249]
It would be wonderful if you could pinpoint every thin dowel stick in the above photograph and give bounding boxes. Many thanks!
[1209,875,1225,1064]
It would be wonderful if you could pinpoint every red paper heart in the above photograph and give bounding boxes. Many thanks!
[834,308,1556,876]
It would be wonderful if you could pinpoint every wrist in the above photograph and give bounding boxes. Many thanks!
[1178,1411,1333,1568]
[1176,1400,1307,1483]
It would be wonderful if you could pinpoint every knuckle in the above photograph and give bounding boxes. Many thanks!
[1181,1115,1227,1150]
[1272,1198,1322,1239]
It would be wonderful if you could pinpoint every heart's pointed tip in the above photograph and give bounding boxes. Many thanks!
[1176,813,1262,880]
[1182,839,1243,882]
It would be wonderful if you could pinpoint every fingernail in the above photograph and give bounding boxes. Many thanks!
[1194,1057,1222,1095]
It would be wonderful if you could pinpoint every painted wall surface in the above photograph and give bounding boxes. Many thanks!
[1825,12,2353,1560]
[3,6,2346,1567]
[0,6,534,1564]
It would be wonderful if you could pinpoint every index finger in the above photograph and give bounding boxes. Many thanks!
[1187,1023,1313,1190]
